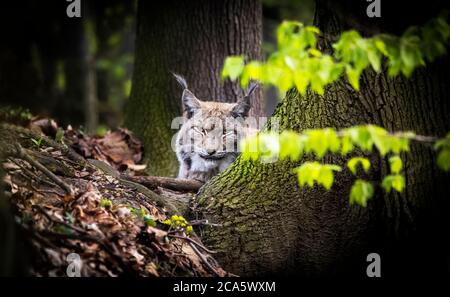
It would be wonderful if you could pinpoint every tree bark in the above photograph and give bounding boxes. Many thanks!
[125,0,263,177]
[196,0,450,276]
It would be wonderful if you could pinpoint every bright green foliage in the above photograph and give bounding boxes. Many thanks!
[242,125,413,162]
[240,132,281,163]
[304,128,340,157]
[294,162,342,190]
[163,215,193,235]
[240,126,449,206]
[221,55,245,81]
[382,174,405,193]
[342,125,412,156]
[279,130,305,160]
[222,14,450,96]
[349,180,374,207]
[435,133,450,171]
[347,157,371,175]
[226,13,450,207]
[389,155,403,174]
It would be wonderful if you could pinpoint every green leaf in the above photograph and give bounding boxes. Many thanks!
[345,65,360,90]
[340,135,354,155]
[367,46,381,72]
[222,16,450,97]
[400,36,424,76]
[349,180,374,207]
[240,61,262,87]
[294,162,341,189]
[346,126,373,151]
[305,130,328,157]
[308,48,322,57]
[240,136,261,161]
[143,215,156,227]
[294,70,310,95]
[434,133,450,150]
[347,157,371,175]
[389,155,403,174]
[367,125,389,155]
[279,131,304,160]
[437,149,450,171]
[318,167,334,190]
[382,174,405,193]
[222,56,245,80]
[374,38,388,56]
[295,162,321,187]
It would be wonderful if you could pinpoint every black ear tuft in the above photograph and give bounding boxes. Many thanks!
[182,89,201,118]
[172,73,201,118]
[245,82,258,98]
[172,73,188,89]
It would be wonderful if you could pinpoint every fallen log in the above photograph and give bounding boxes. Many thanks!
[121,175,204,193]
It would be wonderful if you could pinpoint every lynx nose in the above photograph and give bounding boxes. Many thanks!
[206,148,216,155]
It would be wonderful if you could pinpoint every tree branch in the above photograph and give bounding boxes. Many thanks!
[120,175,204,192]
[13,144,74,196]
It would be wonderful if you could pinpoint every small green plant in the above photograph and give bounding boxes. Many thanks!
[130,206,156,227]
[163,215,193,235]
[100,198,113,209]
[31,137,43,149]
[64,212,76,224]
[55,128,65,143]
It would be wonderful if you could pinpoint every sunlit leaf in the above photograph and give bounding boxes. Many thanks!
[294,162,341,189]
[222,56,245,80]
[382,174,405,193]
[347,157,371,175]
[389,155,403,174]
[349,179,374,207]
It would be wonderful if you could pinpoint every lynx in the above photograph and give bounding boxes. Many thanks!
[173,73,258,182]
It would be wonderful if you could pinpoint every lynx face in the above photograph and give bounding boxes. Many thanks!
[174,74,256,182]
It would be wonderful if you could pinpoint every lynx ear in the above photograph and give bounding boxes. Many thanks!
[172,73,201,118]
[231,82,258,118]
[182,89,201,118]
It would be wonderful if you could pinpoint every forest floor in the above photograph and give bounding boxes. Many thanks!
[0,112,227,277]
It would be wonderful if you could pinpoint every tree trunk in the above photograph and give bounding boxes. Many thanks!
[125,0,263,177]
[196,0,450,276]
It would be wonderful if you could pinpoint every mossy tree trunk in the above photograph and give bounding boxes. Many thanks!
[125,0,263,177]
[196,0,450,276]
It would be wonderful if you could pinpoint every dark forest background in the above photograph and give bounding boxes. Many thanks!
[0,0,314,134]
